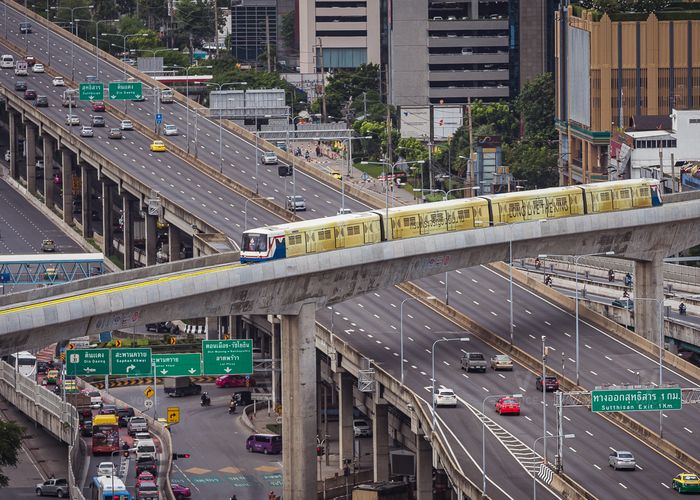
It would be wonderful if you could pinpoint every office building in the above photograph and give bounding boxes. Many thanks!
[231,0,277,64]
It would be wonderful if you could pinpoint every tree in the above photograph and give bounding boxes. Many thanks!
[504,141,559,189]
[175,0,216,61]
[323,64,381,120]
[280,11,296,48]
[470,101,519,143]
[576,0,670,14]
[516,73,556,141]
[0,421,24,488]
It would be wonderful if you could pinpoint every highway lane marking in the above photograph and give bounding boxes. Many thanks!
[519,387,527,393]
[407,314,414,319]
[593,464,601,470]
[585,344,592,349]
[424,325,431,330]
[635,464,643,470]
[482,387,489,392]
[498,373,506,379]
[661,483,670,489]
[462,374,469,379]
[442,361,449,366]
[590,370,598,376]
[563,332,571,337]
[357,303,364,308]
[585,430,593,436]
[471,278,478,283]
[618,483,627,489]
[525,309,532,314]
[563,415,571,421]
[568,357,575,363]
[408,337,414,341]
[524,416,532,421]
[529,334,536,339]
[455,290,462,295]
[544,321,551,326]
[490,311,497,316]
[488,288,495,293]
[568,447,576,453]
[390,325,397,330]
[684,427,693,433]
[472,300,479,305]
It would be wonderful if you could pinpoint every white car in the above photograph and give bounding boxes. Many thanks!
[65,114,80,126]
[353,419,371,437]
[52,76,64,86]
[96,461,115,477]
[163,124,178,136]
[261,151,278,165]
[433,388,458,407]
[80,126,94,137]
[86,390,102,409]
[120,119,133,130]
[32,63,44,73]
[608,450,636,470]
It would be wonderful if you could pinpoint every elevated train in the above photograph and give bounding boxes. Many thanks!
[240,179,662,263]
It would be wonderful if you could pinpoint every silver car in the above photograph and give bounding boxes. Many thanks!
[80,126,94,137]
[35,478,69,497]
[608,450,636,470]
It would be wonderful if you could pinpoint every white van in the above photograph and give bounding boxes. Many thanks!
[135,438,157,460]
[1,55,14,69]
[14,61,28,76]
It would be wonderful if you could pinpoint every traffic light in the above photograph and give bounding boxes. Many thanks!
[316,446,325,457]
[172,453,191,460]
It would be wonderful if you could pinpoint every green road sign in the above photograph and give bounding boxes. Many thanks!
[153,353,202,376]
[65,348,109,376]
[202,339,253,375]
[591,388,682,412]
[110,348,152,376]
[79,82,103,101]
[108,81,143,100]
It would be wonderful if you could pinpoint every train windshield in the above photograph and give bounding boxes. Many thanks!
[242,233,268,253]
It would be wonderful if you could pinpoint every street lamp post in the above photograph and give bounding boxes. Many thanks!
[206,82,247,173]
[538,251,614,384]
[90,19,119,81]
[102,33,148,78]
[51,5,94,81]
[482,393,522,497]
[168,64,213,155]
[533,434,575,500]
[541,335,549,462]
[252,113,272,194]
[399,296,435,385]
[244,197,274,231]
[431,337,469,428]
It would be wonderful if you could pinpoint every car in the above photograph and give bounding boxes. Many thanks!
[433,388,457,407]
[86,390,102,408]
[91,101,106,112]
[135,456,158,476]
[41,239,56,252]
[24,89,37,100]
[32,63,44,73]
[261,151,278,164]
[92,115,106,127]
[65,114,80,126]
[52,76,64,86]
[460,352,487,372]
[495,396,520,415]
[490,354,514,370]
[150,140,167,152]
[330,170,342,180]
[608,450,636,470]
[136,470,155,488]
[14,80,27,91]
[146,322,175,333]
[35,478,68,497]
[353,419,371,437]
[286,195,306,211]
[19,22,32,34]
[132,93,146,102]
[116,407,135,427]
[25,55,36,66]
[120,119,133,130]
[163,124,178,136]
[171,483,192,499]
[215,374,255,388]
[80,126,94,137]
[80,420,93,437]
[99,404,117,415]
[128,416,148,435]
[672,473,700,493]
[611,298,634,310]
[108,128,122,139]
[337,208,353,215]
[96,461,116,476]
[35,95,48,107]
[37,361,51,374]
[536,375,559,392]
[133,431,151,442]
[136,480,159,500]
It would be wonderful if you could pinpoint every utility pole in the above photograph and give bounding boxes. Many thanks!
[318,38,327,123]
[213,0,219,58]
[467,96,474,190]
[363,92,367,118]
[385,64,392,164]
[265,16,271,72]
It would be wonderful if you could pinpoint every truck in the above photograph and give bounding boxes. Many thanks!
[61,90,76,107]
[159,89,174,103]
[163,376,202,397]
[14,61,27,76]
[460,352,487,372]
[65,391,92,411]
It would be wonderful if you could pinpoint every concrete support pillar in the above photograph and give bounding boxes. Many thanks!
[338,372,354,469]
[59,146,70,221]
[271,318,281,407]
[281,301,317,499]
[8,112,18,179]
[102,182,113,257]
[634,257,665,343]
[168,225,181,262]
[122,195,134,269]
[416,432,433,499]
[26,125,36,195]
[373,401,389,481]
[228,315,239,338]
[81,164,92,238]
[145,213,157,266]
[205,316,219,340]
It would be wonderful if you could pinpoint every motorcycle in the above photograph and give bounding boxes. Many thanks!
[228,401,237,414]
[200,394,211,407]
[679,303,687,315]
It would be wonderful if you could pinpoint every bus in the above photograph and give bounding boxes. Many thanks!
[92,414,120,455]
[8,351,37,379]
[91,475,130,500]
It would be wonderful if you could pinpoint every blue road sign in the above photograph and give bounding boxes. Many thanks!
[155,113,163,124]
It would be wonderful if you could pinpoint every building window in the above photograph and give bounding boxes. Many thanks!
[316,47,367,69]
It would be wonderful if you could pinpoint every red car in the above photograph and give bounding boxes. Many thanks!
[215,374,255,388]
[136,470,155,488]
[171,483,191,499]
[495,397,520,415]
[91,101,106,112]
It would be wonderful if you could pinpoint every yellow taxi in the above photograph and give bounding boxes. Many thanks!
[672,473,700,493]
[330,170,342,180]
[150,140,167,152]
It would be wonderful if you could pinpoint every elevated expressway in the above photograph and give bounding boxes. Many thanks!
[2,196,700,499]
[1,4,700,498]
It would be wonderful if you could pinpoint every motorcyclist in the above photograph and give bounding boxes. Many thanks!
[624,272,632,287]
[534,257,541,269]
[200,392,210,406]
[228,398,237,414]
[622,289,629,298]
[304,150,310,160]
[679,302,687,315]
[608,269,615,282]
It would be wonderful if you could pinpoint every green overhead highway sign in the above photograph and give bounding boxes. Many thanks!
[66,348,109,376]
[153,353,202,376]
[591,387,682,412]
[79,83,104,101]
[202,339,253,375]
[108,81,143,100]
[110,348,152,376]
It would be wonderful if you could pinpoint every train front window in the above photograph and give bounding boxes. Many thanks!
[243,234,267,252]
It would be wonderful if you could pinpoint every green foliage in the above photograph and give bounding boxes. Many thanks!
[280,11,296,48]
[470,100,519,142]
[504,141,559,189]
[175,0,216,54]
[0,420,24,487]
[516,73,556,141]
[576,0,671,14]
[396,138,428,163]
[324,64,383,120]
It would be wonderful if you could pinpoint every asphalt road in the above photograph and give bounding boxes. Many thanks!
[0,7,698,499]
[110,383,284,500]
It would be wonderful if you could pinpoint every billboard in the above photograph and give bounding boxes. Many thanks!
[399,106,464,141]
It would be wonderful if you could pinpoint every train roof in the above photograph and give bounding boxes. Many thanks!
[383,198,487,215]
[245,211,378,234]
